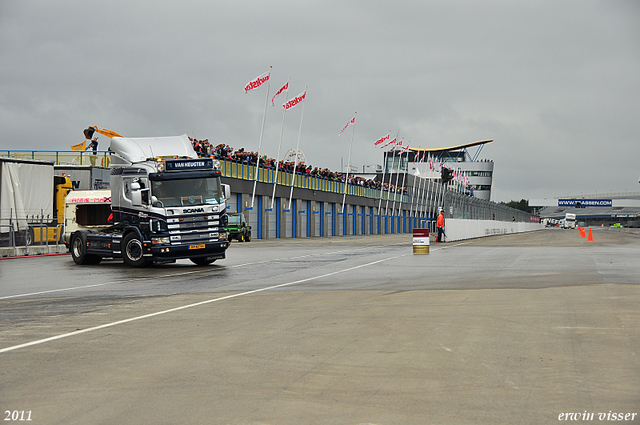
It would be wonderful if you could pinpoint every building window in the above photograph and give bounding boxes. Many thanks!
[467,171,493,177]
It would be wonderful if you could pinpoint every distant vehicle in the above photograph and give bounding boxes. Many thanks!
[563,213,576,229]
[226,212,251,242]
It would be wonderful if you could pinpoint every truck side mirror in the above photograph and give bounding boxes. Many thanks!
[131,188,142,206]
[222,184,231,200]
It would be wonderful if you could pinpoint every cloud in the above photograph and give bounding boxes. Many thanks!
[1,0,639,201]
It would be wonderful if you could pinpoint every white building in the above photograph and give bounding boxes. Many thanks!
[385,140,495,200]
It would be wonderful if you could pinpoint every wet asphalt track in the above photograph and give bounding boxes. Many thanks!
[0,228,639,424]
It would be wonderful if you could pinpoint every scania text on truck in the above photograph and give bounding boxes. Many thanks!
[68,134,230,267]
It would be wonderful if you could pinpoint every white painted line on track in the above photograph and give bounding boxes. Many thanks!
[0,243,453,300]
[0,247,362,301]
[0,252,408,354]
[0,282,124,300]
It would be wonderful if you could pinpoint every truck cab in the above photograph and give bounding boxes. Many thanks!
[68,134,231,267]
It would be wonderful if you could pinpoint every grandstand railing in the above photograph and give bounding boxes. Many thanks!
[1,150,409,203]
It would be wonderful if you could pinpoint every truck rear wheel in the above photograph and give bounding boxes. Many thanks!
[122,232,148,267]
[16,228,34,246]
[71,232,102,265]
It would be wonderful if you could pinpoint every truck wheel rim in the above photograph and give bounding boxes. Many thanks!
[126,240,143,261]
[72,238,82,257]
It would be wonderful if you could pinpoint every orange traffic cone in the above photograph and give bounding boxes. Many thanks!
[587,227,593,241]
[579,227,586,238]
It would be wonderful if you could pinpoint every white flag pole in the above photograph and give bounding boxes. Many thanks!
[270,83,290,210]
[427,174,435,224]
[410,169,421,219]
[377,130,391,214]
[396,147,409,217]
[409,150,419,219]
[391,140,403,215]
[287,87,307,210]
[419,172,428,225]
[251,65,272,209]
[341,112,356,214]
[413,151,427,220]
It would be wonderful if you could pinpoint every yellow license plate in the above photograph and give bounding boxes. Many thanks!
[189,244,206,250]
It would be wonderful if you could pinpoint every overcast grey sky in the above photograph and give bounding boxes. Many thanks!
[1,0,638,202]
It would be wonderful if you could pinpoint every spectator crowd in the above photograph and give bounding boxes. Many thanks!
[189,137,408,195]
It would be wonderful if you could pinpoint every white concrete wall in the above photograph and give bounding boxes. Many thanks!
[444,218,543,242]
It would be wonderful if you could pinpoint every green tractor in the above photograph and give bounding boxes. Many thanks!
[225,212,252,242]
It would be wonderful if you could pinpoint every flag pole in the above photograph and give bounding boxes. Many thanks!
[377,130,391,214]
[251,65,272,208]
[397,146,409,217]
[271,83,290,210]
[390,139,403,215]
[341,112,356,214]
[384,149,393,216]
[410,169,421,220]
[410,149,424,219]
[287,86,307,210]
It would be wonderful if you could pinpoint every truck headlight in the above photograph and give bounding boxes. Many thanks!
[151,236,171,245]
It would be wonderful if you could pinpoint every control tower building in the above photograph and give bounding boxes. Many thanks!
[384,139,495,200]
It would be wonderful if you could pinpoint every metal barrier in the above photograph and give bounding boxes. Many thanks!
[0,150,407,202]
[0,150,111,167]
[218,159,409,203]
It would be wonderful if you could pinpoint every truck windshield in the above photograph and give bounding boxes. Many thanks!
[151,177,223,207]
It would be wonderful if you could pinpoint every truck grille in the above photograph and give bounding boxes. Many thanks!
[166,213,223,245]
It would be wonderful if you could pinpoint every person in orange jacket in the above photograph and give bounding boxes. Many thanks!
[436,209,445,242]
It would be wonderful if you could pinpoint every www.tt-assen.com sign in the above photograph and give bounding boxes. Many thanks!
[165,158,213,171]
[558,199,613,207]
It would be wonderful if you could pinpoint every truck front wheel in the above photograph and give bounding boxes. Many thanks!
[122,233,148,267]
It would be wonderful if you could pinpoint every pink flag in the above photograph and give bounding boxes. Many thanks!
[374,133,390,146]
[282,90,306,110]
[389,140,403,152]
[381,137,397,149]
[271,81,289,106]
[339,116,356,135]
[244,70,270,93]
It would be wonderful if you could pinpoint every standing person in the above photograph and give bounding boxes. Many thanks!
[436,208,445,243]
[85,137,98,165]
